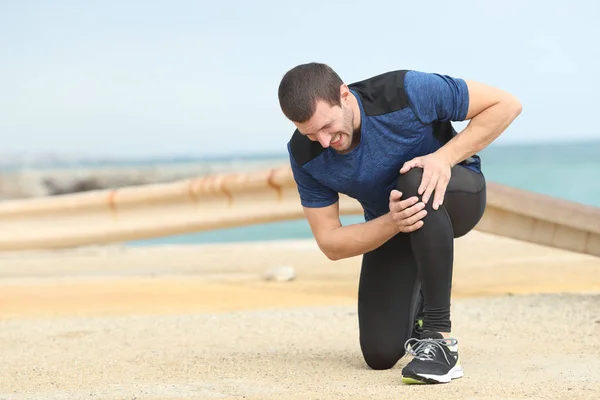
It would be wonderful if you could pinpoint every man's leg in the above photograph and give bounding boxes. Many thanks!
[395,164,486,383]
[357,233,422,370]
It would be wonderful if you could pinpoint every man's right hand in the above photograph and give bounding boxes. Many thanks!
[389,189,427,232]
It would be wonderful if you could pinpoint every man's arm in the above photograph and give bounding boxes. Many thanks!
[288,138,395,260]
[303,192,426,261]
[404,71,522,164]
[287,133,425,261]
[436,80,522,166]
[288,142,392,260]
[401,71,522,209]
[303,202,398,260]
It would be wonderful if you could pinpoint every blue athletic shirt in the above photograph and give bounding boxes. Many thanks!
[287,70,482,222]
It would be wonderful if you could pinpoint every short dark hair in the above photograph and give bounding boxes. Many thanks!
[278,62,344,123]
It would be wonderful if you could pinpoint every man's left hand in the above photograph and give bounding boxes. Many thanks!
[399,152,452,210]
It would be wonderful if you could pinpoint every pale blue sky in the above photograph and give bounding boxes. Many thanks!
[1,0,599,158]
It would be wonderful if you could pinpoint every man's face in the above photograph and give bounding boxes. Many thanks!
[294,88,355,154]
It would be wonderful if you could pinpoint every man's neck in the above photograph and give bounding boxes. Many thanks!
[350,92,362,134]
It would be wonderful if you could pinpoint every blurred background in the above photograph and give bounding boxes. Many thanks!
[1,0,599,245]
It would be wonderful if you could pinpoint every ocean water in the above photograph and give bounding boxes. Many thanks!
[128,140,600,246]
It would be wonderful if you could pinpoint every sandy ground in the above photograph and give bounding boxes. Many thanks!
[0,231,599,399]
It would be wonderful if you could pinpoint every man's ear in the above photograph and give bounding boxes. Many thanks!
[340,83,350,102]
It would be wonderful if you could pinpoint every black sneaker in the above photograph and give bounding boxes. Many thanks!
[401,331,463,384]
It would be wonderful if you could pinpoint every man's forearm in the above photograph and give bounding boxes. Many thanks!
[320,212,399,260]
[437,97,522,166]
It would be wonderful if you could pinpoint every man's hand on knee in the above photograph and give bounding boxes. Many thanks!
[400,152,452,210]
[388,190,427,232]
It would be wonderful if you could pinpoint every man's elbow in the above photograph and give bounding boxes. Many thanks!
[315,238,344,261]
[324,250,343,261]
[320,245,343,261]
[512,97,523,118]
[505,94,523,119]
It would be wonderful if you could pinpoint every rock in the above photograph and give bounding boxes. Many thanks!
[43,177,105,195]
[262,266,296,282]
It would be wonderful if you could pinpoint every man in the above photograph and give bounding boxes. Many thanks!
[277,63,522,384]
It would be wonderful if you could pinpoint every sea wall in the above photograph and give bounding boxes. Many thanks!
[1,166,599,255]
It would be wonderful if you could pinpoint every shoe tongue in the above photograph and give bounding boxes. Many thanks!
[421,331,444,340]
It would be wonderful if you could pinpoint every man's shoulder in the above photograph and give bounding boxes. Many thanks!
[348,70,412,116]
[288,129,326,168]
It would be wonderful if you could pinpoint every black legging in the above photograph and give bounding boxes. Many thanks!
[358,164,486,370]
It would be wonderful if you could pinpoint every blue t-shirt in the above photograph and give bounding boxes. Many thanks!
[287,70,481,222]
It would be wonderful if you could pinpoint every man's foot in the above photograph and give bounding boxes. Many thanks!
[401,331,463,384]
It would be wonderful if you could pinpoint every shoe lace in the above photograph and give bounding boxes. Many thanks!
[404,337,458,364]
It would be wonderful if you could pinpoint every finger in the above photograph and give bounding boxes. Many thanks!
[417,168,433,196]
[391,200,422,226]
[389,190,403,202]
[432,177,449,210]
[422,174,440,204]
[397,196,420,211]
[399,161,412,174]
[400,220,424,233]
[422,173,438,204]
[400,158,421,174]
[401,208,428,227]
[399,201,425,219]
[407,210,428,229]
[392,198,417,215]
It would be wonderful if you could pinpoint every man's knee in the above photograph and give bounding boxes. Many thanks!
[396,168,423,199]
[363,351,405,370]
[361,343,407,370]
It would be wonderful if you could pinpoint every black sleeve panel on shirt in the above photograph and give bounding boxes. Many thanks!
[348,70,410,116]
[350,69,459,146]
[289,129,326,167]
[289,69,411,166]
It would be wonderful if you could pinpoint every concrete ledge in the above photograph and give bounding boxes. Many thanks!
[0,167,598,256]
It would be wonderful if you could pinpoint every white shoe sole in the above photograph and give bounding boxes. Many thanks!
[416,364,463,383]
[402,363,463,384]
